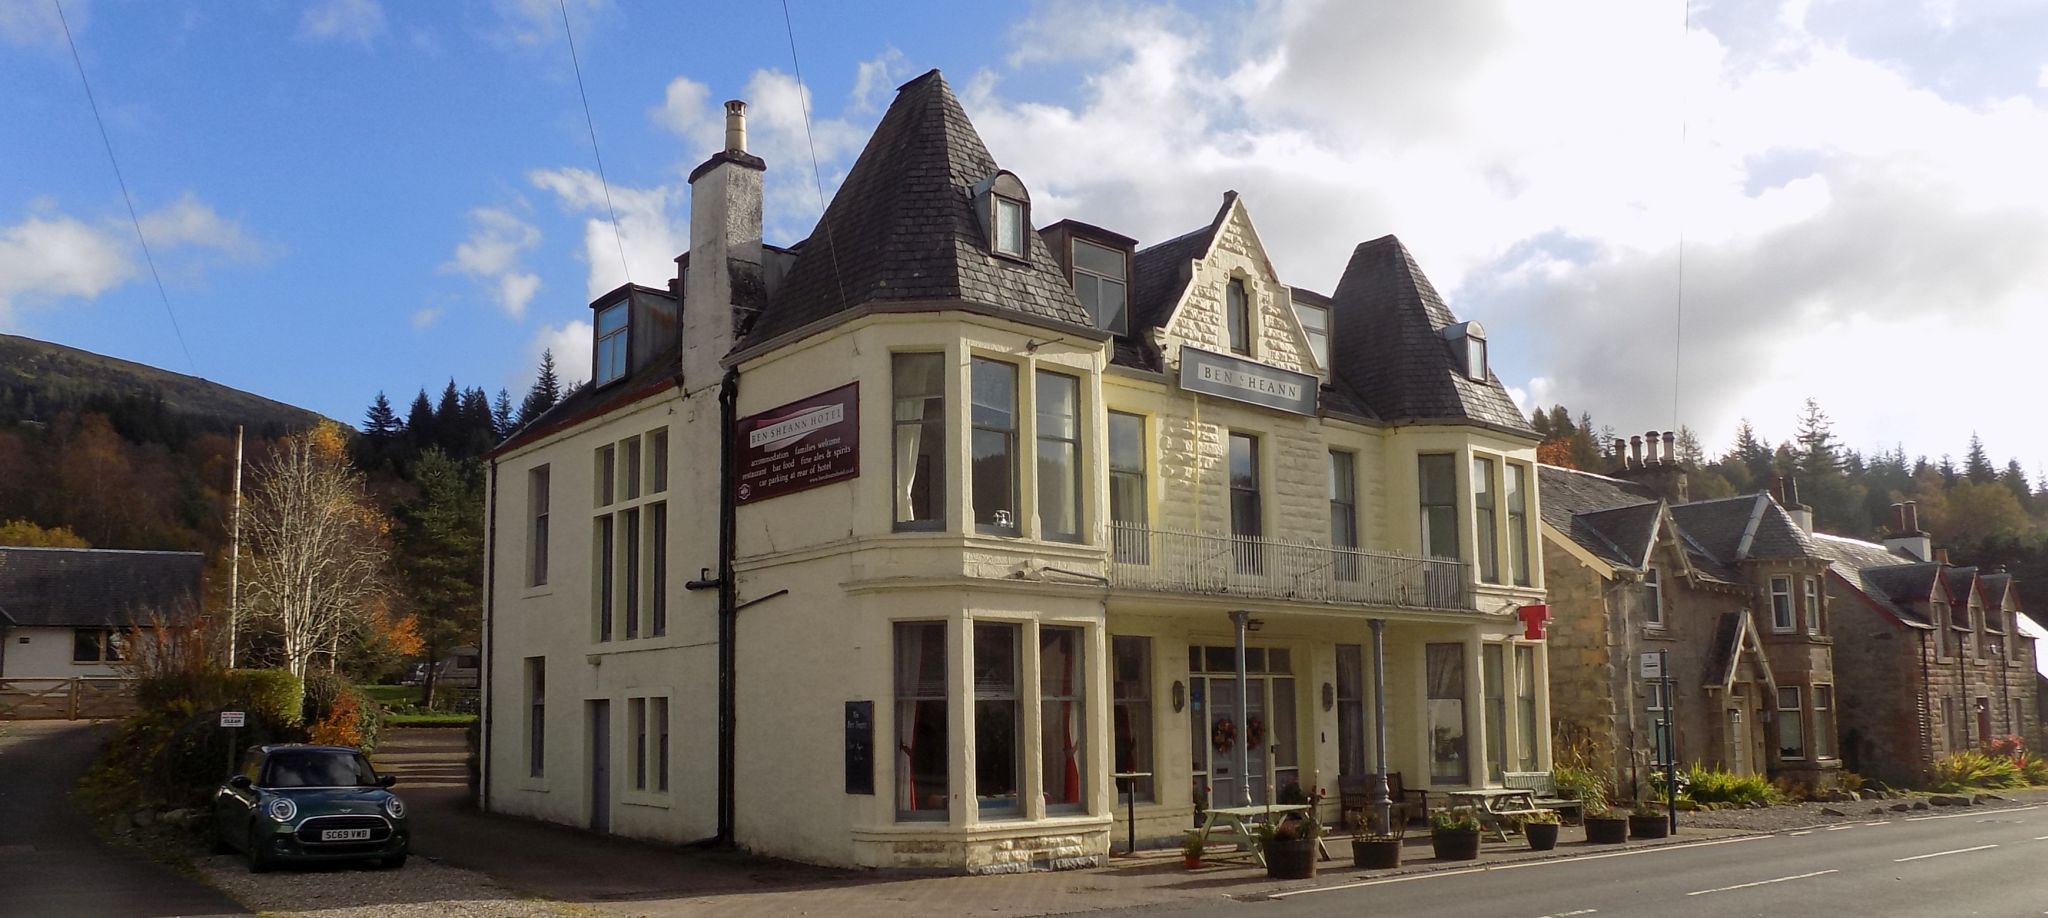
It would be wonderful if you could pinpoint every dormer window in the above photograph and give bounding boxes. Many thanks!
[1443,320,1487,381]
[1226,278,1251,356]
[971,171,1032,261]
[1293,298,1329,373]
[1072,238,1127,335]
[595,300,628,386]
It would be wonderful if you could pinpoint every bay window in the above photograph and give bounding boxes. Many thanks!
[1035,371,1082,542]
[1426,643,1468,784]
[1483,643,1507,782]
[1777,687,1805,760]
[1506,463,1531,586]
[1474,456,1500,583]
[974,622,1023,815]
[1770,576,1794,631]
[1804,577,1822,634]
[1040,626,1086,813]
[1419,454,1459,560]
[1813,685,1835,759]
[1516,645,1539,771]
[971,358,1019,534]
[891,353,946,529]
[894,622,948,820]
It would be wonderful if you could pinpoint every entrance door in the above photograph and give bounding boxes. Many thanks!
[590,700,611,832]
[1726,708,1748,776]
[1207,677,1269,806]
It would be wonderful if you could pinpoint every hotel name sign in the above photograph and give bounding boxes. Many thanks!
[1177,347,1319,416]
[735,382,860,505]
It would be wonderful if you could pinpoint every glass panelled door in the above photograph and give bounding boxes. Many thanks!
[1188,646,1298,808]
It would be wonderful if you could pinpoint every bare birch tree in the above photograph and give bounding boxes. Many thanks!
[243,421,389,680]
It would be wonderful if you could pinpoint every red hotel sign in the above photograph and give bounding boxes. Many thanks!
[735,382,860,505]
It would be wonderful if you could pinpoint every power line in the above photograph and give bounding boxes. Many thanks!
[1672,0,1691,433]
[557,0,632,286]
[779,0,848,314]
[53,0,196,374]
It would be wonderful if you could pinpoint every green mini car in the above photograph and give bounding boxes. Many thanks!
[212,744,411,872]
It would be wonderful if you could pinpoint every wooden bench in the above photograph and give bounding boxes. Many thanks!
[1505,771,1585,825]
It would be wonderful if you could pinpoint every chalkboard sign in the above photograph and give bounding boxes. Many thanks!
[844,700,874,795]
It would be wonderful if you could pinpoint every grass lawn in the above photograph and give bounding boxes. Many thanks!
[362,684,418,706]
[385,712,477,727]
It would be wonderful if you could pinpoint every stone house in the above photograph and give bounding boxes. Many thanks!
[1811,502,2039,786]
[1540,440,1841,799]
[480,69,1551,872]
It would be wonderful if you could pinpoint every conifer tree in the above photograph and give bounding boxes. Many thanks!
[518,350,562,425]
[491,389,515,440]
[1965,434,1995,484]
[405,389,435,453]
[363,392,401,439]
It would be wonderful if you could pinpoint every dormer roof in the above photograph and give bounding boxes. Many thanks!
[741,69,1091,349]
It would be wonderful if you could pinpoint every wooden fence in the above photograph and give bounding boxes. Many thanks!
[0,677,138,720]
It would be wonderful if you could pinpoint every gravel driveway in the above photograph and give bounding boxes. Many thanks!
[195,855,587,918]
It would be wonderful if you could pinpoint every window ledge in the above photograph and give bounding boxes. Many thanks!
[518,777,551,794]
[621,792,672,809]
[520,585,556,600]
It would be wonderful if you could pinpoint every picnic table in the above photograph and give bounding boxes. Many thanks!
[1195,804,1330,866]
[1443,788,1546,841]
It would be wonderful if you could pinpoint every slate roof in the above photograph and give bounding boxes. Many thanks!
[1327,236,1536,435]
[1945,567,1979,609]
[1577,503,1661,568]
[1668,493,1817,563]
[0,547,202,629]
[742,69,1091,346]
[1537,465,1655,533]
[1808,532,1924,624]
[1981,572,2015,610]
[1128,201,1229,339]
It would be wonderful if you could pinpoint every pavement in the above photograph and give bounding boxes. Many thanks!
[0,720,247,918]
[375,727,1761,918]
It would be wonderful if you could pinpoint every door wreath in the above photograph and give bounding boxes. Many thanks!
[1211,717,1236,754]
[1246,715,1266,751]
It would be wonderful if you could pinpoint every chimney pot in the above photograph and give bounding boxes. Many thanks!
[1630,435,1643,468]
[1612,438,1628,470]
[1785,475,1801,506]
[724,100,748,154]
[1935,547,1951,565]
[1644,430,1660,465]
[1663,431,1677,465]
[1903,500,1920,534]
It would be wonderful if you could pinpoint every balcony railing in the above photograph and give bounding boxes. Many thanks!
[1107,523,1476,612]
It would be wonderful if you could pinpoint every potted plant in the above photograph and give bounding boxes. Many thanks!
[1519,809,1561,851]
[1257,813,1322,880]
[1583,807,1629,844]
[1629,802,1671,839]
[1182,831,1205,869]
[1350,820,1404,869]
[1429,807,1483,861]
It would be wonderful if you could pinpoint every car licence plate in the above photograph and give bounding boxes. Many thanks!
[321,828,373,842]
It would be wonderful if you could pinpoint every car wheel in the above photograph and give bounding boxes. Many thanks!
[380,851,408,870]
[245,828,271,874]
[210,820,234,855]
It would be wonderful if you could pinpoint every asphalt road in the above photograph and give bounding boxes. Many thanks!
[1149,803,2048,918]
[0,720,246,918]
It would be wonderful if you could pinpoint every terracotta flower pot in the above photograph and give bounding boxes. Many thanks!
[1184,854,1202,869]
[1351,837,1402,869]
[1584,816,1629,844]
[1264,836,1318,880]
[1525,822,1559,851]
[1431,828,1481,861]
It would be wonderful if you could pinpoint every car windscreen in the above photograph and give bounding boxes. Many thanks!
[262,750,379,788]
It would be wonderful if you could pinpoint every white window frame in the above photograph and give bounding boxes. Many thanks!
[993,196,1027,258]
[1777,686,1805,761]
[1804,576,1822,634]
[1812,685,1835,760]
[528,465,551,588]
[1072,238,1127,335]
[1770,576,1795,632]
[1293,300,1329,375]
[594,300,628,386]
[1644,567,1664,628]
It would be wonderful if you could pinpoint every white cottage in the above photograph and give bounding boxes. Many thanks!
[0,546,201,680]
[481,69,1551,872]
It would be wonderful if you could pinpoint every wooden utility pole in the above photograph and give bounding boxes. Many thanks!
[228,425,244,668]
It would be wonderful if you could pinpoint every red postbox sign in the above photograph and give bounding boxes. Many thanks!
[1516,603,1550,640]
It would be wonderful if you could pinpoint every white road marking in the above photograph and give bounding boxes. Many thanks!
[1790,830,1813,836]
[1864,822,1889,827]
[1825,825,1859,831]
[2033,835,2048,841]
[1538,910,1599,918]
[1907,805,2039,823]
[1687,869,1838,896]
[1894,844,1999,862]
[1269,836,1770,899]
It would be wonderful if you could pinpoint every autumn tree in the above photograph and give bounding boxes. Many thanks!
[242,421,391,680]
[0,519,89,547]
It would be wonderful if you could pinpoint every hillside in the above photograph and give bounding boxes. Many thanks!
[0,334,324,437]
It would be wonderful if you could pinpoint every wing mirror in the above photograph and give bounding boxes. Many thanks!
[228,775,253,790]
[378,775,398,788]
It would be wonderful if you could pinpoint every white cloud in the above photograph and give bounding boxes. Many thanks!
[954,0,2048,468]
[488,0,605,48]
[410,306,443,329]
[299,0,386,44]
[0,0,81,49]
[0,195,260,327]
[850,48,911,113]
[530,319,592,389]
[442,206,542,318]
[650,75,721,153]
[527,168,680,300]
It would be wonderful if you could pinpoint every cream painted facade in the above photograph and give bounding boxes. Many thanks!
[481,73,1550,873]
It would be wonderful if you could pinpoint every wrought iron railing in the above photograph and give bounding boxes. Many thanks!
[1107,524,1475,611]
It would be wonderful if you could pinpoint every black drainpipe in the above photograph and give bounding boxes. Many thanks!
[1919,628,1934,778]
[481,455,499,812]
[716,366,740,846]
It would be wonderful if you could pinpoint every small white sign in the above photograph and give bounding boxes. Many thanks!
[1639,653,1664,680]
[219,711,246,728]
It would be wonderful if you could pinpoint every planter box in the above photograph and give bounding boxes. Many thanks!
[1431,828,1481,861]
[1585,817,1628,844]
[1629,814,1671,839]
[1525,822,1559,851]
[1264,837,1318,880]
[1351,837,1402,869]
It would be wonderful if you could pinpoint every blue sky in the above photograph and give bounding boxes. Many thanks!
[6,0,2048,476]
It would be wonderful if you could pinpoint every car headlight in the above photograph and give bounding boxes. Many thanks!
[383,796,406,819]
[266,797,297,822]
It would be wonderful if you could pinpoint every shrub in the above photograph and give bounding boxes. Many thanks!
[1837,771,1867,794]
[224,668,305,728]
[1431,807,1482,832]
[302,670,382,752]
[1550,761,1609,811]
[1982,735,2026,759]
[1682,763,1780,806]
[80,666,308,819]
[2018,756,2048,786]
[1930,751,2024,792]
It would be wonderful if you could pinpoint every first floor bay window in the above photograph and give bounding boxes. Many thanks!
[894,622,949,820]
[1040,626,1086,813]
[1035,371,1081,542]
[892,353,946,528]
[975,622,1023,815]
[971,358,1019,534]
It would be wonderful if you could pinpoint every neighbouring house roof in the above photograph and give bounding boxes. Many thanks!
[1539,465,1831,586]
[1809,532,1926,625]
[495,338,681,455]
[1667,493,1817,563]
[742,69,1092,346]
[1981,572,2017,611]
[1945,567,1980,610]
[0,547,202,629]
[1128,203,1230,346]
[1326,235,1536,435]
